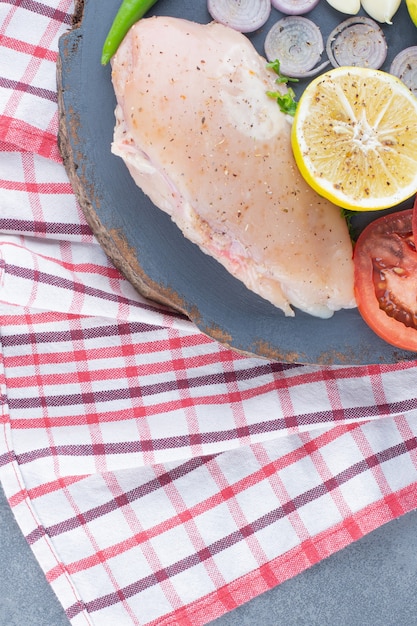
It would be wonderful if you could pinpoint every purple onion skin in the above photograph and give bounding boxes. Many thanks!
[271,0,320,15]
[264,16,328,78]
[326,17,387,70]
[390,47,417,96]
[207,0,271,33]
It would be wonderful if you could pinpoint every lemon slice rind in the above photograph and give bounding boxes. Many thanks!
[291,66,417,211]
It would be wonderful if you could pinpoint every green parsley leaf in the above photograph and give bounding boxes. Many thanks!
[341,208,357,242]
[266,59,298,117]
[267,87,298,117]
[266,59,298,84]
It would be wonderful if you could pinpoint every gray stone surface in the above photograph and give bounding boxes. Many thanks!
[0,484,69,626]
[211,509,417,626]
[1,482,416,626]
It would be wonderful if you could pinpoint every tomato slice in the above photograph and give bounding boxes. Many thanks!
[353,208,417,352]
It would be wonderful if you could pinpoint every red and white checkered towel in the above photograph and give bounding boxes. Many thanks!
[1,2,417,625]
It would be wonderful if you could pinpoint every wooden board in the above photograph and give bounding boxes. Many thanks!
[57,0,417,364]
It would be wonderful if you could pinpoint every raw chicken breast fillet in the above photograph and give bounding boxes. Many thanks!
[111,16,356,318]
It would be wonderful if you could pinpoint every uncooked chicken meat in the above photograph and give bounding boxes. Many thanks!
[111,16,356,318]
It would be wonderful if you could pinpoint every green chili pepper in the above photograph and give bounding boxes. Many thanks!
[101,0,159,65]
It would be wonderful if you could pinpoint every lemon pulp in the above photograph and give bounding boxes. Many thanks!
[291,66,417,211]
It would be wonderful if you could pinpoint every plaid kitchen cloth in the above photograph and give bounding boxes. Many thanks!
[1,2,417,625]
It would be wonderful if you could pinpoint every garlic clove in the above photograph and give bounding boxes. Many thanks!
[360,0,401,24]
[325,0,361,14]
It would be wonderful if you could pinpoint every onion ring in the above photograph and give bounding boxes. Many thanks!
[271,0,320,15]
[390,47,417,96]
[207,0,271,33]
[264,16,330,78]
[326,16,387,70]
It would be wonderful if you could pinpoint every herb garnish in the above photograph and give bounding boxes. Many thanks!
[341,208,357,243]
[266,59,298,117]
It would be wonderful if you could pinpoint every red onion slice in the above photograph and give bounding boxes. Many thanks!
[271,0,320,14]
[264,16,330,78]
[326,16,387,70]
[207,0,271,33]
[390,47,417,96]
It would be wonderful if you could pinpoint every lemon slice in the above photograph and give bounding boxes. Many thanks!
[291,66,417,211]
[406,0,417,26]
